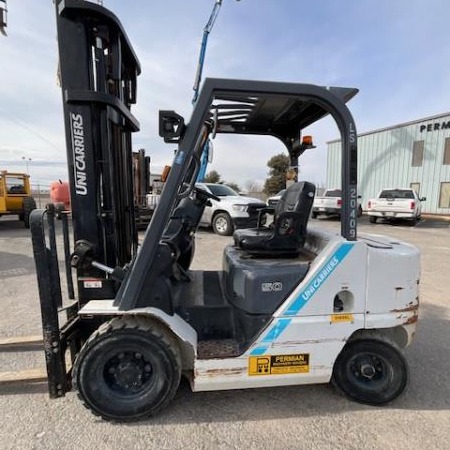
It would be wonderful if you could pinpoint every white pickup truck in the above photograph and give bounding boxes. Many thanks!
[312,189,362,219]
[367,188,426,224]
[196,183,266,236]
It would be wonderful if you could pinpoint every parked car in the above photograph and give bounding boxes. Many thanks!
[312,189,362,218]
[367,188,426,224]
[196,183,266,236]
[266,188,286,206]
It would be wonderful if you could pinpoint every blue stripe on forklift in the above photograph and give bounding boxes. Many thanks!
[250,346,270,356]
[249,242,354,356]
[261,318,292,342]
[284,242,354,316]
[249,318,292,355]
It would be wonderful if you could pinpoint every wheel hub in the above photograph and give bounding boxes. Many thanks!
[105,351,152,392]
[216,217,227,232]
[351,354,384,382]
[360,363,376,379]
[114,362,143,388]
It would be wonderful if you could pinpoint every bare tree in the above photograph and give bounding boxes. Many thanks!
[226,181,241,193]
[245,179,262,193]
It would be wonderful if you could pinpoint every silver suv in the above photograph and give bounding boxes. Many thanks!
[196,183,266,236]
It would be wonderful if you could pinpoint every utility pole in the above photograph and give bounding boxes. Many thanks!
[22,157,32,175]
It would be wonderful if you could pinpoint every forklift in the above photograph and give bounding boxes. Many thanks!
[27,1,419,421]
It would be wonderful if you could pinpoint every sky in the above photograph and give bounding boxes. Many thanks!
[1,0,450,190]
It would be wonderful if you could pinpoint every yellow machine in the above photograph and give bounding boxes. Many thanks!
[0,171,36,227]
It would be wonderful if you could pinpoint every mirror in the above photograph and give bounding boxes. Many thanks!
[159,110,185,143]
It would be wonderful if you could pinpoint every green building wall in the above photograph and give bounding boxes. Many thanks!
[327,112,450,214]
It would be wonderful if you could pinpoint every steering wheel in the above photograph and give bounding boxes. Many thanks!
[193,186,220,203]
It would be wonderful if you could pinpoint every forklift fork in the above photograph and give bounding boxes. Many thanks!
[0,208,78,396]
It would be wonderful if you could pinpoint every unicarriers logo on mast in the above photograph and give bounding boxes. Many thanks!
[70,113,87,195]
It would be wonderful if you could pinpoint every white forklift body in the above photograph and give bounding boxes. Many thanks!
[79,227,419,393]
[30,1,420,422]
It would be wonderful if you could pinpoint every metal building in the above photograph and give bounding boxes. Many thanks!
[326,112,450,214]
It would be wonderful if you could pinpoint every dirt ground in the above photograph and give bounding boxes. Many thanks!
[0,215,449,450]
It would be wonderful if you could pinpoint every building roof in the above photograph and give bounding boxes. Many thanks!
[327,111,450,144]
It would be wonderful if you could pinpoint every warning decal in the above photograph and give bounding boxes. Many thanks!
[248,354,309,376]
[83,280,102,289]
[330,313,354,323]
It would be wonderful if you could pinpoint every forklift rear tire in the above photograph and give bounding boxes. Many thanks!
[212,212,234,236]
[73,316,181,421]
[369,216,377,224]
[331,339,409,405]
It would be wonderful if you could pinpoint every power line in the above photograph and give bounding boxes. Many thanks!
[0,114,62,152]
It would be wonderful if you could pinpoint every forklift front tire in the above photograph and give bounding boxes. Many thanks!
[73,316,181,422]
[331,339,409,405]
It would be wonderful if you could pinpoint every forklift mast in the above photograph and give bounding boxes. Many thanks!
[55,0,141,300]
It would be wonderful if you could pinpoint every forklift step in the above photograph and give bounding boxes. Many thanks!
[0,367,47,385]
[197,339,240,359]
[0,335,43,351]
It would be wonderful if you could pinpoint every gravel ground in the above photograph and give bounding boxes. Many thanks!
[0,215,449,450]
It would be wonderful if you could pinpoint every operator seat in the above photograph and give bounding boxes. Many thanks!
[233,181,316,257]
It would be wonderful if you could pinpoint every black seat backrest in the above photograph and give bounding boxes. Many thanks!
[233,181,316,257]
[273,181,315,240]
[275,182,312,216]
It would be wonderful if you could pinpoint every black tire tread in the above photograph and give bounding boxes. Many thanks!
[72,315,181,422]
[331,338,409,406]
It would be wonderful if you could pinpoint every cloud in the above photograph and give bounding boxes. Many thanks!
[2,0,450,191]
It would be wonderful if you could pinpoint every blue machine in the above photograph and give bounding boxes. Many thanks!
[193,0,224,182]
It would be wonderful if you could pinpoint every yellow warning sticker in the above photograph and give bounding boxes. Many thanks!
[330,313,354,323]
[248,354,309,376]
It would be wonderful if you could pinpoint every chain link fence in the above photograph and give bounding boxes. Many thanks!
[30,184,51,208]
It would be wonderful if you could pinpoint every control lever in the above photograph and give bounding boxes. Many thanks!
[70,240,125,281]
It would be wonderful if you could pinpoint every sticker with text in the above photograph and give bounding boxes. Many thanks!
[248,354,309,376]
[330,313,354,323]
